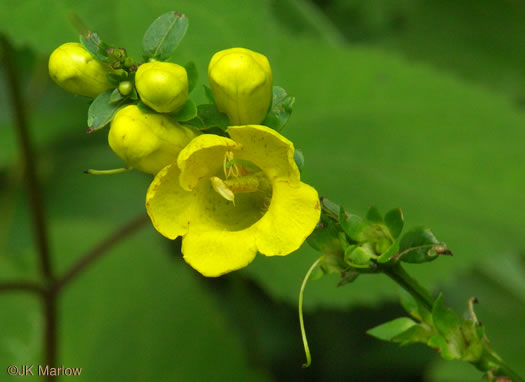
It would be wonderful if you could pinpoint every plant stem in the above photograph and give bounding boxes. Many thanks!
[383,263,434,311]
[0,281,45,295]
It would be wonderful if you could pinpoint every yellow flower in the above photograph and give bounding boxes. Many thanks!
[135,61,188,113]
[208,48,273,125]
[48,42,114,98]
[146,125,320,277]
[108,105,198,174]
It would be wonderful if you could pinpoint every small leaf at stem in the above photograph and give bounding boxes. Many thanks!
[262,86,295,131]
[367,317,417,341]
[87,90,127,131]
[294,149,304,173]
[339,207,368,242]
[432,293,461,339]
[385,208,404,238]
[143,11,189,60]
[171,99,197,122]
[366,206,383,223]
[398,226,450,263]
[184,104,229,130]
[185,61,198,94]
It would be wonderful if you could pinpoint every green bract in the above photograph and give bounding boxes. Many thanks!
[135,61,188,113]
[48,42,114,98]
[108,105,197,174]
[208,48,273,125]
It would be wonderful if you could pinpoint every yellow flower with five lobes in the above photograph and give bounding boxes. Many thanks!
[108,105,198,174]
[146,125,320,277]
[48,42,114,98]
[135,61,188,113]
[208,48,273,125]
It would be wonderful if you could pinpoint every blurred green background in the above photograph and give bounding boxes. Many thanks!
[1,0,524,381]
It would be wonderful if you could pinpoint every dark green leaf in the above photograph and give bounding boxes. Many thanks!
[339,208,368,242]
[262,86,295,131]
[185,61,198,94]
[171,99,197,122]
[432,294,461,339]
[384,208,404,238]
[109,88,124,104]
[367,317,417,342]
[399,226,449,264]
[87,90,127,131]
[203,85,215,104]
[184,104,229,130]
[79,32,109,63]
[294,149,304,173]
[366,206,383,223]
[143,11,189,60]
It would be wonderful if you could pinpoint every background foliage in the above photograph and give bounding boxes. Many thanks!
[1,0,524,380]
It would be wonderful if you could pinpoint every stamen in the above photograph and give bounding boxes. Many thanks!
[210,176,235,204]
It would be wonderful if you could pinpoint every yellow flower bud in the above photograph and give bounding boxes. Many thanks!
[48,42,114,98]
[135,61,188,113]
[108,105,198,174]
[208,48,273,125]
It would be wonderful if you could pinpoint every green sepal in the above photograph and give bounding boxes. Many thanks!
[459,321,484,362]
[344,245,374,267]
[129,88,138,101]
[171,99,197,122]
[87,90,128,132]
[399,226,450,263]
[184,61,198,94]
[428,335,460,360]
[307,219,344,256]
[367,317,417,342]
[109,88,125,104]
[337,270,360,286]
[392,324,433,346]
[432,293,461,339]
[376,237,400,263]
[203,85,215,104]
[320,198,341,220]
[184,104,229,130]
[143,11,189,61]
[262,86,295,132]
[339,207,368,242]
[366,206,383,223]
[294,149,304,173]
[309,266,325,281]
[80,32,110,63]
[384,208,404,238]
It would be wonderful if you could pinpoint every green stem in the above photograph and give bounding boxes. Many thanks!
[383,263,434,311]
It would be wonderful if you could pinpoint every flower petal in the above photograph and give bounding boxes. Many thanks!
[177,134,241,191]
[256,179,320,256]
[146,164,195,239]
[227,125,299,182]
[182,227,257,277]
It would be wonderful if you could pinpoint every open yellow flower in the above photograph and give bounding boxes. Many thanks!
[146,125,320,277]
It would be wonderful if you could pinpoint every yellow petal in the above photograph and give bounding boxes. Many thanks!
[177,134,241,191]
[256,179,320,256]
[182,227,257,277]
[227,125,299,182]
[146,164,195,239]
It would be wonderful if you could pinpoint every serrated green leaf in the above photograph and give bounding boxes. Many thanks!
[171,99,197,122]
[367,317,417,342]
[366,206,383,223]
[384,208,404,238]
[184,104,229,130]
[87,90,127,131]
[143,11,189,60]
[432,294,461,339]
[184,61,198,94]
[262,86,295,131]
[339,208,368,242]
[294,149,304,173]
[398,226,448,264]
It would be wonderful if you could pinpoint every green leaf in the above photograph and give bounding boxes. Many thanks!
[184,104,229,130]
[262,86,295,131]
[109,88,124,104]
[392,324,433,346]
[184,61,198,94]
[399,288,421,320]
[171,99,197,122]
[366,206,383,223]
[428,335,460,361]
[87,90,126,131]
[384,208,404,238]
[432,294,461,339]
[345,245,373,266]
[367,317,417,342]
[306,220,344,256]
[398,226,449,264]
[203,85,215,104]
[339,208,368,242]
[79,32,109,63]
[294,149,304,173]
[376,237,399,263]
[143,11,189,60]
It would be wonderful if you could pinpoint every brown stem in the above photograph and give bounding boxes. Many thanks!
[1,35,53,280]
[54,214,149,291]
[0,281,45,295]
